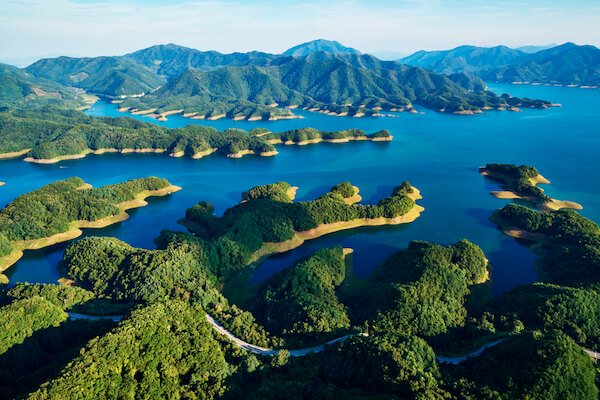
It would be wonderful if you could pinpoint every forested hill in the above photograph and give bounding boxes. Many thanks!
[283,39,361,57]
[26,56,166,97]
[122,51,548,118]
[0,63,86,109]
[402,42,600,86]
[18,41,555,114]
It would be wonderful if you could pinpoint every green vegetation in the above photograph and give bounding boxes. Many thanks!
[0,233,12,257]
[6,283,95,310]
[497,204,599,285]
[184,181,416,277]
[26,56,165,97]
[493,283,600,348]
[0,108,390,160]
[0,297,67,355]
[255,247,350,338]
[483,163,550,201]
[350,240,489,337]
[123,51,546,117]
[402,42,600,87]
[264,127,391,143]
[447,331,598,399]
[0,176,171,242]
[242,181,293,203]
[0,63,86,109]
[27,301,232,400]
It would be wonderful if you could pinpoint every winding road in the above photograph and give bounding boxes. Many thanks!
[67,312,600,363]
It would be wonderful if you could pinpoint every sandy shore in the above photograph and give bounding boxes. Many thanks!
[227,150,278,158]
[192,148,217,159]
[343,186,362,204]
[0,182,4,187]
[0,185,182,276]
[268,135,392,146]
[482,168,582,211]
[248,187,423,264]
[23,148,167,164]
[0,149,31,159]
[287,186,299,201]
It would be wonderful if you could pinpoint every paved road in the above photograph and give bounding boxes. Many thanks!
[69,312,600,363]
[206,314,357,357]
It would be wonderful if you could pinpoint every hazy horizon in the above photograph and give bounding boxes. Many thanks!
[1,0,599,66]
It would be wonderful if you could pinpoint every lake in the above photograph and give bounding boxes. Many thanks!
[1,83,598,295]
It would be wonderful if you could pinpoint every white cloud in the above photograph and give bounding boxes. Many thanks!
[0,0,598,65]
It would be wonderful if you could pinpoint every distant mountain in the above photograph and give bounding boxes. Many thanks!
[515,44,557,54]
[125,44,280,78]
[400,45,526,75]
[485,42,600,86]
[26,56,165,97]
[401,43,600,86]
[0,63,85,108]
[283,39,361,57]
[122,51,546,120]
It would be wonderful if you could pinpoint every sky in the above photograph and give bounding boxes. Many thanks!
[1,0,599,65]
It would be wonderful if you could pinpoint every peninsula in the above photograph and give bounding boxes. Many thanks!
[0,177,180,277]
[0,108,392,164]
[181,181,423,277]
[480,163,582,211]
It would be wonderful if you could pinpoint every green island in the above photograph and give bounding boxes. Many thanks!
[480,163,583,210]
[1,177,599,399]
[0,176,181,279]
[181,181,423,277]
[0,108,392,163]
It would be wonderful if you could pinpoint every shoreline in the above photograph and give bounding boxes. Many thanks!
[0,184,182,277]
[268,135,393,146]
[247,187,423,265]
[343,185,362,204]
[480,168,583,211]
[488,212,546,242]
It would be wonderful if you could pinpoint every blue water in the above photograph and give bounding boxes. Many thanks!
[1,84,598,295]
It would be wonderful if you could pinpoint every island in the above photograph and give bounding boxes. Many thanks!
[0,176,181,278]
[0,108,392,164]
[180,180,424,277]
[479,163,583,211]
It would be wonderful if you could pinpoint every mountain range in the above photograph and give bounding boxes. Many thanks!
[5,39,598,119]
[401,42,600,86]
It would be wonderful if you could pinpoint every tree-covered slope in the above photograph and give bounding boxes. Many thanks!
[26,56,165,97]
[283,39,361,57]
[125,43,279,78]
[486,42,600,85]
[123,51,545,117]
[0,63,85,109]
[401,45,526,75]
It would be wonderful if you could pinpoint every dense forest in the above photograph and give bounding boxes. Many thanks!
[481,163,550,201]
[0,108,390,161]
[183,180,417,277]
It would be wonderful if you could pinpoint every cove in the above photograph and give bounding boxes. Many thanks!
[0,84,598,295]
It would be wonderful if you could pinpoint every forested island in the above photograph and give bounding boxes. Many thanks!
[480,163,583,210]
[181,181,423,277]
[0,108,392,163]
[0,176,180,278]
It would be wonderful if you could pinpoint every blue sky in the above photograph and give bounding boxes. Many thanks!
[1,0,599,65]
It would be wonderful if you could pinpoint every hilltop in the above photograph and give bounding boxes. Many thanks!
[283,39,361,57]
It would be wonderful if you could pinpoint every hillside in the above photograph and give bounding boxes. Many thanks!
[26,56,165,97]
[0,63,86,109]
[402,43,600,86]
[125,43,280,78]
[123,51,547,119]
[486,42,600,85]
[400,45,526,75]
[283,39,361,57]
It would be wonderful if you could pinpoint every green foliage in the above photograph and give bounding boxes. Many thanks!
[484,163,549,201]
[242,182,292,203]
[28,301,231,400]
[450,331,598,400]
[256,247,350,338]
[320,332,443,398]
[493,283,600,347]
[330,181,355,198]
[6,283,95,310]
[0,297,67,355]
[185,181,416,277]
[0,233,12,257]
[350,240,488,337]
[0,176,171,241]
[497,204,599,285]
